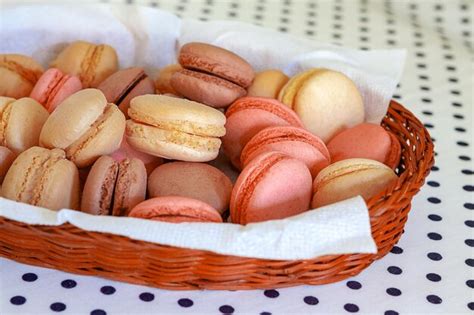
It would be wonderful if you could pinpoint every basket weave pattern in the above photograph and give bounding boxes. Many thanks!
[0,101,434,290]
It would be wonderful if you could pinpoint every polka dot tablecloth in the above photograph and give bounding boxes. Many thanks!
[1,0,473,314]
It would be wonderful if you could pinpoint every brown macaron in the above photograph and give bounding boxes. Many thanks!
[81,155,147,216]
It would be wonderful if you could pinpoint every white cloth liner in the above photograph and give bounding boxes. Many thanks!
[0,3,406,260]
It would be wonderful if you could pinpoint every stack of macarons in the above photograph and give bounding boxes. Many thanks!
[0,40,401,225]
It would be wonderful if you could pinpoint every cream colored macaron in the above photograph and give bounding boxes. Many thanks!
[278,69,365,142]
[39,89,125,168]
[247,69,289,99]
[126,95,226,162]
[311,158,398,208]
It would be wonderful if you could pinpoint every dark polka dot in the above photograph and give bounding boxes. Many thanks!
[428,232,442,240]
[419,74,429,80]
[465,220,474,227]
[458,141,469,147]
[90,310,107,315]
[462,169,473,175]
[459,155,471,161]
[219,305,235,314]
[22,272,38,282]
[452,102,462,107]
[344,303,359,312]
[178,298,194,307]
[386,288,402,296]
[454,114,465,119]
[427,197,441,204]
[260,312,272,315]
[387,266,402,275]
[426,273,442,282]
[424,123,434,129]
[465,239,474,247]
[427,181,440,187]
[385,311,399,315]
[100,286,116,295]
[10,295,26,305]
[139,292,154,302]
[426,295,442,304]
[466,259,474,267]
[264,289,279,298]
[463,185,474,192]
[428,214,442,221]
[427,252,443,261]
[390,246,403,254]
[431,165,439,171]
[50,302,66,312]
[467,280,474,288]
[61,279,77,289]
[456,127,467,132]
[346,280,362,289]
[421,97,431,103]
[303,296,319,305]
[465,203,474,210]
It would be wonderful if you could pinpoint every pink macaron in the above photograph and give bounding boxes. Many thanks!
[327,123,402,169]
[30,68,82,113]
[230,151,312,224]
[223,97,304,169]
[128,196,223,223]
[241,126,330,177]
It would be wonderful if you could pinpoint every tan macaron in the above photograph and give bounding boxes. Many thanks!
[39,89,126,168]
[126,95,226,162]
[51,41,118,88]
[155,64,182,95]
[0,54,44,98]
[247,69,289,99]
[311,158,398,208]
[1,146,80,211]
[278,69,365,142]
[0,146,15,183]
[0,97,49,155]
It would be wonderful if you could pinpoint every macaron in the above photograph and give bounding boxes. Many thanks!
[0,146,15,183]
[0,54,44,98]
[81,155,147,216]
[30,68,82,113]
[327,123,402,169]
[148,162,233,214]
[1,146,80,211]
[50,40,118,88]
[311,158,398,208]
[126,94,226,162]
[230,151,312,224]
[128,196,223,223]
[241,126,330,177]
[278,68,365,142]
[155,64,182,95]
[247,69,289,99]
[170,42,254,108]
[110,135,163,175]
[97,67,155,116]
[0,97,49,155]
[39,89,126,168]
[222,96,304,169]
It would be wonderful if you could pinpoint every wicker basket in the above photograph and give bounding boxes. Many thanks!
[0,100,433,290]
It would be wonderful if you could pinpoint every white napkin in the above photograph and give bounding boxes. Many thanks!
[0,3,406,260]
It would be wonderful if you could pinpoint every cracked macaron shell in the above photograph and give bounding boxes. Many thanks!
[241,126,330,178]
[311,158,398,208]
[128,196,223,223]
[0,97,49,155]
[0,54,44,98]
[39,89,125,168]
[50,41,118,88]
[230,151,312,224]
[1,146,80,211]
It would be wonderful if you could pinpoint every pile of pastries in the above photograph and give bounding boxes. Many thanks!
[0,41,400,224]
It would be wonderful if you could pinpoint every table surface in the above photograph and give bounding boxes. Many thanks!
[1,0,473,314]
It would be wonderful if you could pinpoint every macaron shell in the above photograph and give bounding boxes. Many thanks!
[170,69,247,108]
[155,64,182,95]
[179,42,255,88]
[294,69,365,142]
[0,146,15,181]
[126,120,221,162]
[1,97,49,155]
[277,69,318,108]
[0,54,44,98]
[148,162,233,214]
[128,196,223,223]
[311,158,398,208]
[247,69,289,99]
[81,155,118,215]
[117,77,155,115]
[112,158,147,217]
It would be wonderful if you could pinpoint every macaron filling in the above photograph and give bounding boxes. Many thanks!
[113,71,148,106]
[0,101,14,146]
[0,59,41,85]
[80,44,104,87]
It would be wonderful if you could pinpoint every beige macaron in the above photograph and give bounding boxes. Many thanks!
[39,89,126,168]
[50,41,118,88]
[311,158,398,208]
[1,146,80,211]
[0,97,49,155]
[0,146,15,183]
[0,54,44,98]
[247,69,289,99]
[126,95,226,162]
[155,64,182,95]
[278,69,365,142]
